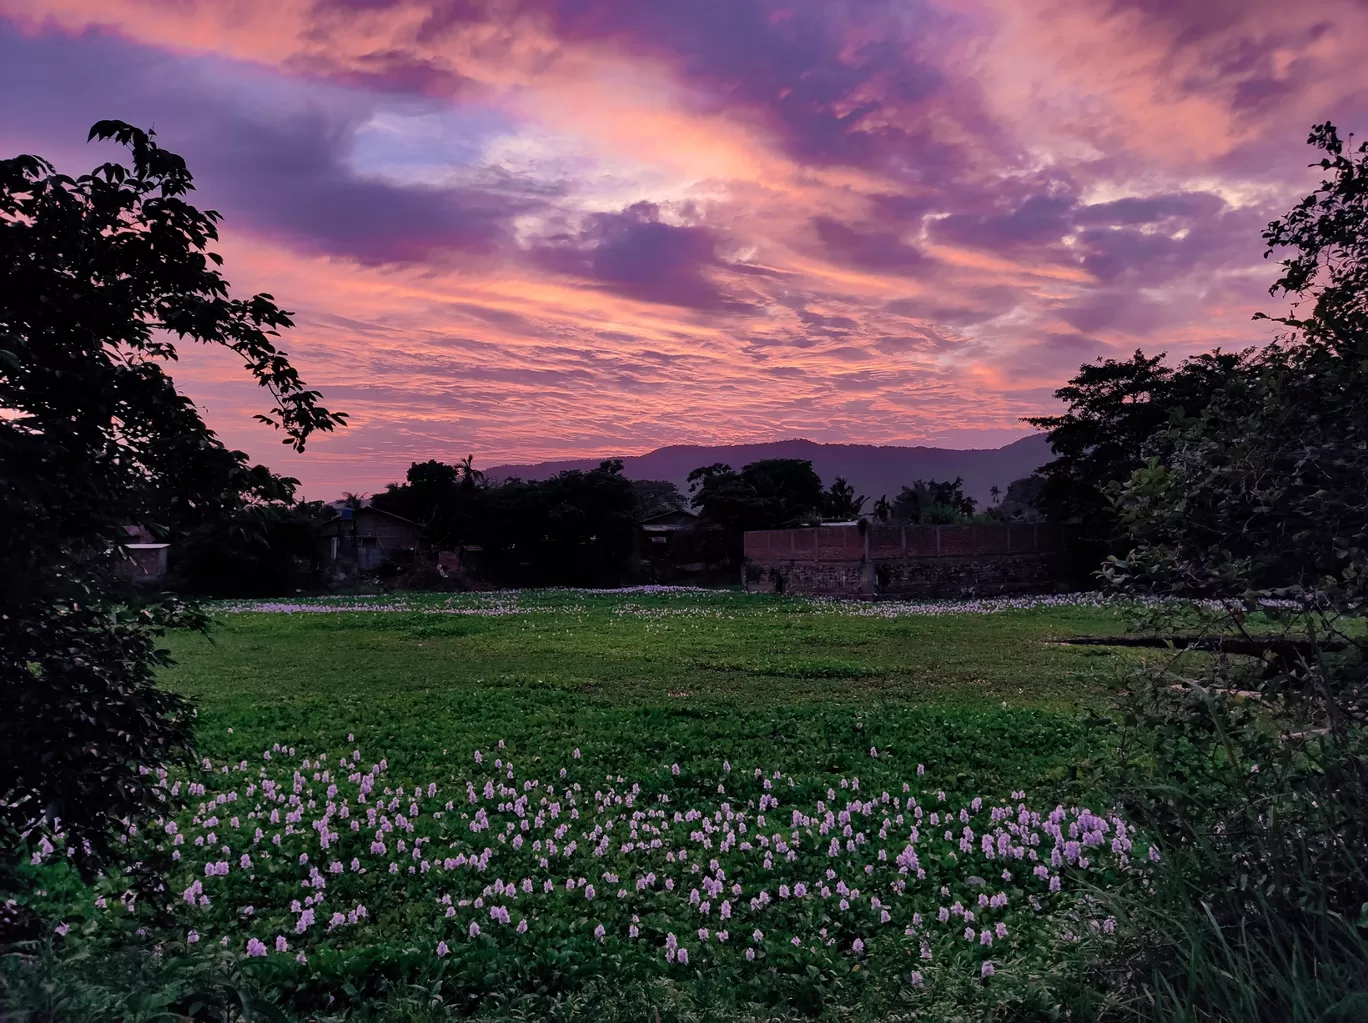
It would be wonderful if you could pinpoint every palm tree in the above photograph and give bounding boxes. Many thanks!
[824,477,867,520]
[873,495,892,522]
[456,454,486,492]
[990,485,1001,505]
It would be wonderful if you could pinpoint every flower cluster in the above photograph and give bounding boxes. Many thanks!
[45,742,1148,993]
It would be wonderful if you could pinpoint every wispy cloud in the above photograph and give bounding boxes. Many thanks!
[3,0,1366,495]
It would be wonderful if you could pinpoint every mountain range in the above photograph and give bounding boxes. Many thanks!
[484,435,1054,508]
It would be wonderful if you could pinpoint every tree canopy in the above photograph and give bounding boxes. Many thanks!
[1025,349,1246,534]
[888,477,976,524]
[822,477,867,520]
[372,458,641,586]
[0,121,343,868]
[1090,123,1368,1013]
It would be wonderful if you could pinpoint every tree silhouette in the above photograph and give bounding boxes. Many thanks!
[456,454,486,491]
[1,121,344,869]
[823,477,868,520]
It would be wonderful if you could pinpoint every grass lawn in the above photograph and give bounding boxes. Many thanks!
[166,590,1144,793]
[12,591,1187,1022]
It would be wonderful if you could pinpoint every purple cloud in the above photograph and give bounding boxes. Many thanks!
[813,216,930,274]
[529,201,757,311]
[929,191,1077,251]
[0,22,540,265]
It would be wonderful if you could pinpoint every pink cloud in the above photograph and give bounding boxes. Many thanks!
[3,0,1363,496]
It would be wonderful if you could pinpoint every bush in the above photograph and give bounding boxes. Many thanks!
[1096,649,1368,1020]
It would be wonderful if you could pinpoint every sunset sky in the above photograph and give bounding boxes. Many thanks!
[5,0,1367,497]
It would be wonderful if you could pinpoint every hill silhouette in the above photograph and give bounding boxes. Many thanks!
[484,435,1052,508]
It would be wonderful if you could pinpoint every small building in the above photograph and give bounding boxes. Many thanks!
[637,508,734,583]
[321,504,421,573]
[639,508,700,562]
[120,524,169,583]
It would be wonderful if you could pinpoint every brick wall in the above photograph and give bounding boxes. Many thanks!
[742,523,1077,597]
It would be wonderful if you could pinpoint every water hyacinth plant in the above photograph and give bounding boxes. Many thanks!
[26,739,1151,1013]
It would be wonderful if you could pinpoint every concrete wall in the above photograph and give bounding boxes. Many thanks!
[742,523,1076,597]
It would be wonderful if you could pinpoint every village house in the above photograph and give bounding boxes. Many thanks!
[120,524,169,583]
[320,502,421,576]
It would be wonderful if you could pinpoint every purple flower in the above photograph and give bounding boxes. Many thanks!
[851,938,865,954]
[436,941,449,957]
[594,924,605,940]
[982,960,996,978]
[676,947,688,965]
[910,970,923,987]
[468,921,480,938]
[275,935,289,952]
[745,948,755,961]
[246,938,267,957]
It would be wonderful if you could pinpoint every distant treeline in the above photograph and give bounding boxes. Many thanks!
[358,456,1046,588]
[161,453,1055,595]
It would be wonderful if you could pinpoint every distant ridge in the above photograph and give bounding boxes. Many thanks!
[483,435,1053,507]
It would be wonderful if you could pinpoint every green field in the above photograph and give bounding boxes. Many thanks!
[15,591,1182,1021]
[158,591,1153,809]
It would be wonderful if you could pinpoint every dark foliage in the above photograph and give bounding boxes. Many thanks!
[630,478,687,520]
[172,498,337,597]
[476,460,638,587]
[1095,123,1368,1020]
[888,477,976,524]
[0,121,342,871]
[821,476,867,520]
[374,459,639,587]
[686,459,824,532]
[1025,350,1246,539]
[986,475,1044,522]
[371,459,465,550]
[687,458,825,566]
